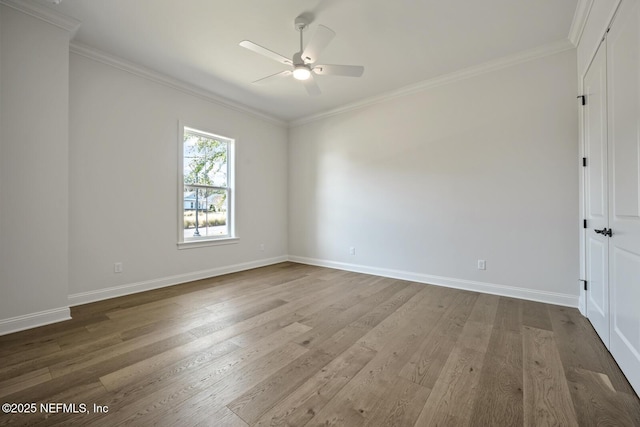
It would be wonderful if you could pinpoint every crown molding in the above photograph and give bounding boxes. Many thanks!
[290,39,575,127]
[569,0,594,46]
[0,0,80,36]
[69,42,286,127]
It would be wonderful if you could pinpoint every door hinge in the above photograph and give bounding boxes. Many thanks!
[582,157,587,167]
[581,280,588,291]
[584,219,588,229]
[577,95,586,106]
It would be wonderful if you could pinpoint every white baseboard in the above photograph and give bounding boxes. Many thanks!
[288,256,579,308]
[578,292,586,315]
[0,307,71,336]
[68,256,288,307]
[4,254,577,337]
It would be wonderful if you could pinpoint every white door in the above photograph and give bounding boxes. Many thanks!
[584,40,610,347]
[607,0,640,396]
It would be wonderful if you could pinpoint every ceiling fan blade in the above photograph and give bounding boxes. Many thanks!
[252,70,292,85]
[313,64,364,77]
[239,40,292,65]
[302,25,335,63]
[303,75,321,96]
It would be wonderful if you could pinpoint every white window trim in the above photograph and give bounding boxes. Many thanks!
[177,237,239,250]
[177,121,237,249]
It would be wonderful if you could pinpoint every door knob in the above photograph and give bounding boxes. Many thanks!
[594,228,613,237]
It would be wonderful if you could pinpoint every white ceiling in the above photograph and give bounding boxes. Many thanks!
[37,0,579,122]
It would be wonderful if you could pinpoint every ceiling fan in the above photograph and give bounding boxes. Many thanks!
[239,16,364,96]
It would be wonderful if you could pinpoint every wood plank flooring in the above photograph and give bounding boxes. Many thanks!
[0,262,638,426]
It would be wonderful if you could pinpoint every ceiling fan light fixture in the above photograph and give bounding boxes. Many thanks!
[293,66,311,80]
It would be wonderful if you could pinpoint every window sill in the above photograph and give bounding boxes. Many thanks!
[178,237,239,250]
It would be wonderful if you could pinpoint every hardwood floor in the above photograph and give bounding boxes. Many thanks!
[0,262,638,426]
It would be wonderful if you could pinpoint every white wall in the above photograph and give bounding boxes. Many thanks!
[0,7,3,288]
[289,49,579,306]
[0,5,73,331]
[68,53,288,303]
[0,3,582,337]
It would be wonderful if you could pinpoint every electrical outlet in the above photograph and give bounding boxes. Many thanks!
[349,247,356,256]
[114,262,123,273]
[477,260,486,270]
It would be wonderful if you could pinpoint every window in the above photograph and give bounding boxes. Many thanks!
[179,125,235,247]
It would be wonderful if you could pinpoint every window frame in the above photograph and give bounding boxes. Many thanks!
[177,122,237,249]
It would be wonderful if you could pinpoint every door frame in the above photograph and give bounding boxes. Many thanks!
[581,39,611,346]
[578,2,622,317]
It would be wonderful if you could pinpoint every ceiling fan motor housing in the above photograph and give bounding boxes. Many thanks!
[292,52,311,80]
[294,16,310,32]
[292,52,306,66]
